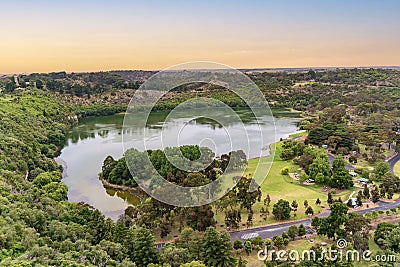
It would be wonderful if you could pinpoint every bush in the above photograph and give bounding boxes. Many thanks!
[281,167,289,175]
[233,240,243,250]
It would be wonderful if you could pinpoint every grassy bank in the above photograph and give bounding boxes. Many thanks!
[214,140,353,231]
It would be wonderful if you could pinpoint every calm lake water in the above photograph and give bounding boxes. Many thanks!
[58,109,298,220]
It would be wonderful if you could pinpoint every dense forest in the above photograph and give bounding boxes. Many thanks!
[0,68,400,266]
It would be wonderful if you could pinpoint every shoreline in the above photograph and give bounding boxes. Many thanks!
[98,128,304,203]
[78,106,304,122]
[100,178,146,199]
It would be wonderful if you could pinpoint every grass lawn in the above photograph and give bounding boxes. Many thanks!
[214,141,353,231]
[350,158,375,171]
[156,140,356,241]
[394,161,400,177]
[239,235,389,267]
[237,235,334,267]
[292,81,315,88]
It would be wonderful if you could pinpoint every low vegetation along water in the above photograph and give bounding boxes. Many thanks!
[58,108,298,219]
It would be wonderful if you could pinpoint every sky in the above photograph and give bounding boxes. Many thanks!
[1,0,400,73]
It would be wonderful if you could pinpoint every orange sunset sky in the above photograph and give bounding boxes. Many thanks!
[1,0,399,73]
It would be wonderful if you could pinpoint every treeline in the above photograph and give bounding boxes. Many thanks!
[302,104,399,161]
[100,146,247,188]
[281,139,353,189]
[0,89,241,266]
[74,104,127,118]
[16,71,143,97]
[0,89,141,265]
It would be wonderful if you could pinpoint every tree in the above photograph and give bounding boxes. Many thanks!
[237,257,247,267]
[260,206,269,221]
[345,214,371,252]
[244,240,252,255]
[293,154,313,173]
[280,140,305,160]
[101,155,116,180]
[272,236,284,250]
[234,177,262,213]
[303,200,309,209]
[315,198,321,205]
[186,205,215,231]
[363,184,370,199]
[32,171,61,188]
[288,225,298,240]
[373,160,390,181]
[374,222,397,246]
[298,173,309,185]
[180,261,206,267]
[246,212,253,227]
[201,227,236,267]
[308,156,331,184]
[330,169,353,189]
[283,238,289,246]
[361,169,370,180]
[332,155,346,173]
[307,127,331,146]
[272,199,291,220]
[371,186,380,203]
[233,240,243,251]
[315,173,325,184]
[281,167,289,175]
[282,232,288,240]
[160,244,190,267]
[298,224,306,236]
[308,69,317,80]
[127,226,159,267]
[312,202,349,240]
[305,206,314,216]
[382,226,400,252]
[224,209,241,229]
[329,155,353,189]
[160,218,171,238]
[264,239,272,250]
[252,236,264,248]
[356,191,363,206]
[176,228,202,260]
[291,200,298,212]
[327,192,333,204]
[264,195,271,207]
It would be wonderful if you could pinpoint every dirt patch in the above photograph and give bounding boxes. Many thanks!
[289,173,300,181]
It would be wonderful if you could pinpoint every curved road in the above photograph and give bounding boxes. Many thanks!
[229,199,400,242]
[155,199,400,249]
[229,152,400,243]
[388,153,400,174]
[156,153,400,249]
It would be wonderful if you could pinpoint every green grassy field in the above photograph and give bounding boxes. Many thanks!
[394,161,400,177]
[238,235,335,267]
[214,141,353,230]
[240,235,386,267]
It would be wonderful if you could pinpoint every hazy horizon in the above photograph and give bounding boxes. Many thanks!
[1,0,400,73]
[3,65,400,76]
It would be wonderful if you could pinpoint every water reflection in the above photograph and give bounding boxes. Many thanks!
[59,108,298,220]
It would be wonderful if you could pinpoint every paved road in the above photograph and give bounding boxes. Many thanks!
[229,199,400,242]
[155,199,400,249]
[156,154,400,249]
[387,153,400,174]
[327,153,355,170]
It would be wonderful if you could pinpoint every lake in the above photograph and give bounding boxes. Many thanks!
[57,108,298,220]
